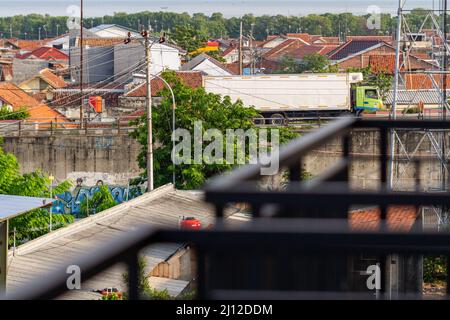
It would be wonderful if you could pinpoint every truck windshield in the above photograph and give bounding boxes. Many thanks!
[365,89,378,99]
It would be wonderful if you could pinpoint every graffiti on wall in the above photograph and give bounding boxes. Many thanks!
[52,179,145,216]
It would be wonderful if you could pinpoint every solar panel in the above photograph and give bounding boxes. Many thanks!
[0,195,55,222]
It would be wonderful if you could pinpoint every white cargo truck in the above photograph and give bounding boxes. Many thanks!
[203,73,383,120]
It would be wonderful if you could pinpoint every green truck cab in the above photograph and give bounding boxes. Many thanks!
[353,86,384,114]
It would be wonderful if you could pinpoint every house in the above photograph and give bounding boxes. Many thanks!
[48,83,125,119]
[19,68,67,93]
[221,45,239,63]
[282,44,339,60]
[263,38,307,60]
[118,71,203,116]
[70,37,184,83]
[0,38,48,53]
[16,47,69,62]
[0,58,13,82]
[88,24,141,38]
[329,40,434,72]
[0,82,68,123]
[346,35,394,45]
[181,53,234,76]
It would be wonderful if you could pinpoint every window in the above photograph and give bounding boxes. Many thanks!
[365,89,378,99]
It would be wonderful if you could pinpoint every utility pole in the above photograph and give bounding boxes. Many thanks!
[9,24,12,38]
[144,30,154,192]
[239,20,243,75]
[79,0,84,128]
[56,24,59,37]
[38,27,41,41]
[250,23,255,74]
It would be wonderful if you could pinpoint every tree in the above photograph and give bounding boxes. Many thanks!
[0,106,30,120]
[0,140,73,245]
[276,54,338,74]
[79,185,117,218]
[276,56,303,74]
[300,54,338,73]
[130,71,298,190]
[170,24,207,55]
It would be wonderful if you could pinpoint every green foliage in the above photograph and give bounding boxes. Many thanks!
[276,54,337,74]
[0,106,30,120]
[101,293,122,300]
[199,51,226,63]
[0,10,432,41]
[169,24,207,55]
[10,209,74,245]
[79,185,117,218]
[424,256,447,283]
[130,70,298,190]
[122,257,151,295]
[121,256,175,300]
[0,142,73,245]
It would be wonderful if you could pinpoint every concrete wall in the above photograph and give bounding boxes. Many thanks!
[2,128,448,189]
[2,133,141,185]
[303,129,449,191]
[12,59,48,84]
[70,46,114,83]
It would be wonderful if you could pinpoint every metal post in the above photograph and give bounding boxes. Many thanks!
[239,21,243,76]
[79,0,84,129]
[0,220,8,295]
[145,32,154,192]
[49,175,54,232]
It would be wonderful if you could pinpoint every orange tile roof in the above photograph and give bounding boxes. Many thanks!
[286,33,311,44]
[263,39,306,59]
[0,82,68,122]
[346,35,393,43]
[13,39,48,51]
[405,73,450,90]
[78,37,125,47]
[285,44,339,59]
[349,206,418,231]
[18,47,69,61]
[369,54,397,74]
[38,68,68,89]
[317,36,341,44]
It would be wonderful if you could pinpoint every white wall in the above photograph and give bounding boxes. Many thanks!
[92,26,140,38]
[192,59,231,76]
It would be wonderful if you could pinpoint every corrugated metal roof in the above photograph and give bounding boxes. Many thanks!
[384,89,448,104]
[5,185,222,299]
[0,195,54,222]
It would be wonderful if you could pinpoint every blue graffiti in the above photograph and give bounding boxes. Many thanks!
[52,185,145,216]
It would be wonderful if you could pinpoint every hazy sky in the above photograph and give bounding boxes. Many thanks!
[0,0,434,17]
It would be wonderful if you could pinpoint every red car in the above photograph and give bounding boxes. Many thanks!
[179,217,202,230]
